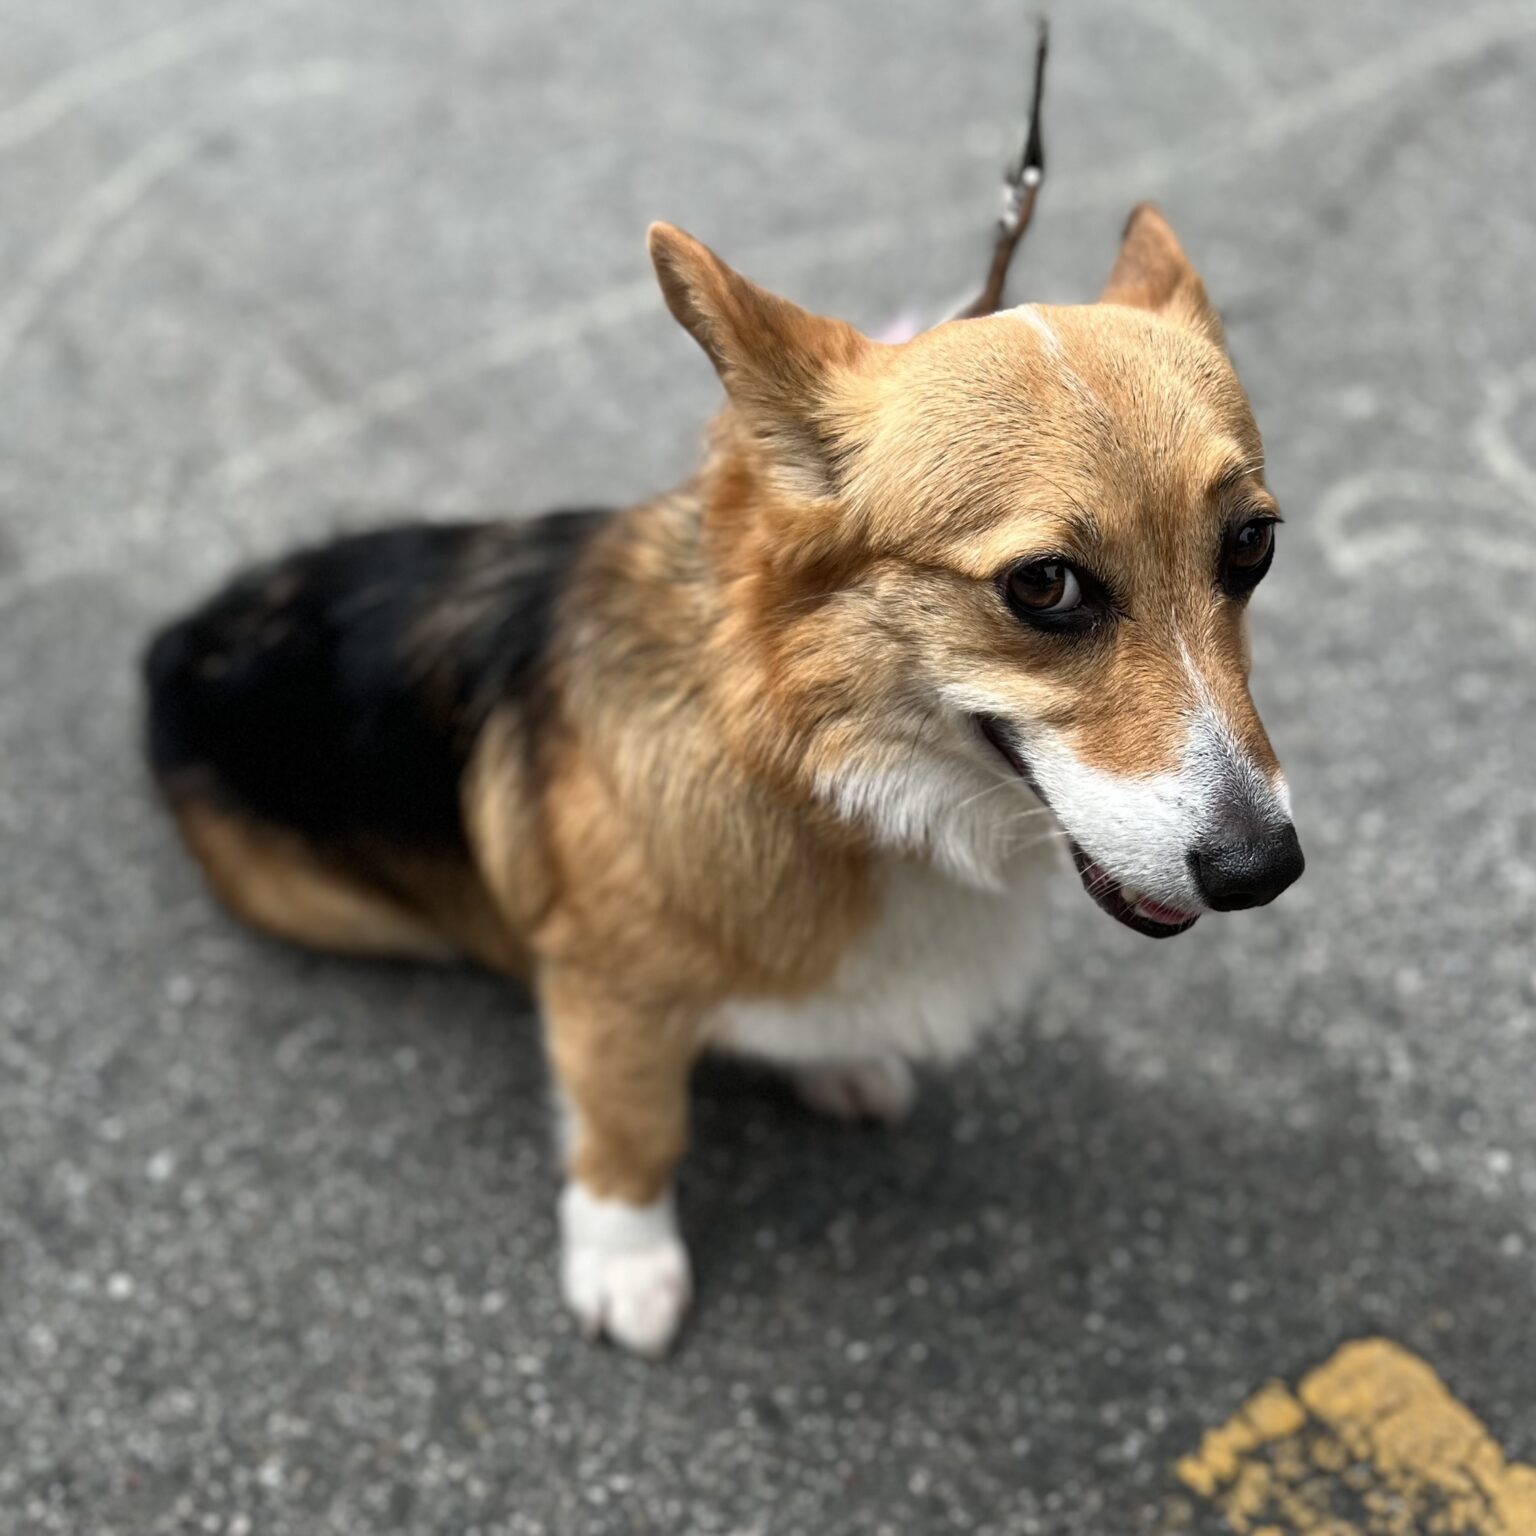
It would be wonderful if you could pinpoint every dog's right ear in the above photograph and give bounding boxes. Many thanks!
[647,222,869,498]
[1100,204,1225,351]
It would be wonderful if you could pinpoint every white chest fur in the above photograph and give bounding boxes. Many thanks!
[712,844,1058,1066]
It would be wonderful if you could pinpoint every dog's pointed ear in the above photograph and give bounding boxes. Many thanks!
[648,222,869,496]
[1100,204,1224,350]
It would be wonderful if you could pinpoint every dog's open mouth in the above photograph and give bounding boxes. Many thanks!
[1067,843,1200,939]
[976,714,1200,940]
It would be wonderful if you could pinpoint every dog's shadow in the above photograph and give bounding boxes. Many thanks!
[221,932,1536,1501]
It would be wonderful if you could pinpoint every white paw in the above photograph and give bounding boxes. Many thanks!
[793,1057,916,1124]
[558,1182,691,1358]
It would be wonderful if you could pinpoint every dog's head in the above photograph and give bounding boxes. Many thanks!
[650,206,1302,935]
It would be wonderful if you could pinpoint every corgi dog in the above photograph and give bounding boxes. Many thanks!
[143,205,1303,1357]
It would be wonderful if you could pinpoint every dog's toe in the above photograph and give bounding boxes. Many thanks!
[602,1243,692,1357]
[563,1237,691,1358]
[558,1184,692,1358]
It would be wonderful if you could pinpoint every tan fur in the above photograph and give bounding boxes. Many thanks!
[543,965,700,1204]
[175,802,452,960]
[175,801,524,972]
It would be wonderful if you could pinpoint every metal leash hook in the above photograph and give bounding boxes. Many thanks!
[954,17,1049,320]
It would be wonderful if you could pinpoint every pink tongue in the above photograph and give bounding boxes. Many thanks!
[1135,897,1195,925]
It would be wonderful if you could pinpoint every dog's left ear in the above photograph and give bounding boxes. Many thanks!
[648,222,869,498]
[1100,204,1225,350]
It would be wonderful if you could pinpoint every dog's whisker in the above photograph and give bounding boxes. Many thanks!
[1005,830,1073,856]
[950,776,1040,817]
[996,810,1069,833]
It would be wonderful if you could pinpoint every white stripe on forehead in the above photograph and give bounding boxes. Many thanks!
[1008,303,1104,415]
[1011,303,1062,356]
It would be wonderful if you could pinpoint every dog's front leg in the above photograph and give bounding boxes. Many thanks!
[543,967,699,1358]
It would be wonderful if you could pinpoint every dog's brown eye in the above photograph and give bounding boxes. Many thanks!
[1222,517,1277,596]
[1006,559,1082,616]
[1229,519,1274,569]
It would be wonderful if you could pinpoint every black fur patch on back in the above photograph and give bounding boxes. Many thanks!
[143,511,607,851]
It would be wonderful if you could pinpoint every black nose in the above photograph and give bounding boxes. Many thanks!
[1189,821,1305,912]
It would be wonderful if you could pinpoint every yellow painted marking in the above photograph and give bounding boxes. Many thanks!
[1172,1339,1536,1535]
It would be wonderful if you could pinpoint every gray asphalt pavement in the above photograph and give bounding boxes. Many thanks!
[3,3,1535,1532]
